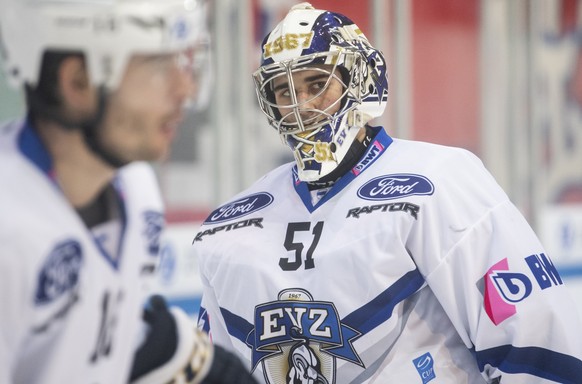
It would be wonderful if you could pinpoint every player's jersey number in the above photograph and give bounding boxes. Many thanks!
[280,221,324,271]
[91,289,123,364]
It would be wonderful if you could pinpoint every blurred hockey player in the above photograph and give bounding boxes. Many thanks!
[0,0,256,383]
[194,3,582,383]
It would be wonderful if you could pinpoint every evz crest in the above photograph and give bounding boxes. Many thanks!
[247,289,363,384]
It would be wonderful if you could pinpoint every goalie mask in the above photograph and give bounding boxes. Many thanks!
[253,2,388,183]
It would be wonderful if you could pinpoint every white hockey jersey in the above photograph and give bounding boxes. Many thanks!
[0,120,165,383]
[194,127,582,384]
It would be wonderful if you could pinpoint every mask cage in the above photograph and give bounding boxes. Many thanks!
[253,49,365,137]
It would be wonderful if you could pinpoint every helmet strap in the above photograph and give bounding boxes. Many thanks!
[26,85,127,169]
[80,88,128,169]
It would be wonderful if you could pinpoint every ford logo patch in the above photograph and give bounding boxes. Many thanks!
[35,240,83,305]
[205,192,274,224]
[357,174,434,200]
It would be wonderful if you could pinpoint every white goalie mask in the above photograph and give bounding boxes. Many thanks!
[253,2,388,182]
[0,0,208,93]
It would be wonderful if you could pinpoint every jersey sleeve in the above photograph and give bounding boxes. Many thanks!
[412,149,582,383]
[119,162,166,304]
[428,201,582,382]
[0,238,32,383]
[197,272,237,352]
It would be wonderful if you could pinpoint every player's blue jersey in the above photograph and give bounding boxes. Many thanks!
[0,120,164,383]
[194,127,582,383]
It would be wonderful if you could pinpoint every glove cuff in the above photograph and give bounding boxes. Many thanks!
[131,307,214,384]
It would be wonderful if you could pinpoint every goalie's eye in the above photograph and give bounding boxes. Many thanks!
[276,87,291,99]
[308,80,326,94]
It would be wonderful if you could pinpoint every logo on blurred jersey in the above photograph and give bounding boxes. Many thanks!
[144,210,164,256]
[413,352,436,383]
[248,289,363,384]
[483,254,563,325]
[35,240,83,305]
[205,192,274,224]
[357,174,434,201]
[170,17,190,40]
[158,242,177,284]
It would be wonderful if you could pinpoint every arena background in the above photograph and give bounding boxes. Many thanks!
[1,0,581,319]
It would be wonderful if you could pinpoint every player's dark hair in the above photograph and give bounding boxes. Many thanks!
[23,50,124,167]
[25,50,84,123]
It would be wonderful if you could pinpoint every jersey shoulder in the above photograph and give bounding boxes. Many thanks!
[385,138,506,199]
[0,120,60,225]
[0,119,28,175]
[387,138,483,173]
[214,161,294,206]
[117,161,163,209]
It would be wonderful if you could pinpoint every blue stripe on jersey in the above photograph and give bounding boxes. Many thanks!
[198,306,211,334]
[341,268,425,334]
[217,268,425,346]
[475,344,582,383]
[18,119,53,174]
[221,306,255,344]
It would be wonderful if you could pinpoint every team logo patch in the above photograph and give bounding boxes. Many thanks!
[352,140,385,176]
[483,258,525,325]
[412,352,436,383]
[194,218,264,242]
[483,254,563,325]
[35,240,83,305]
[205,192,274,224]
[347,202,420,219]
[357,174,434,201]
[248,289,363,384]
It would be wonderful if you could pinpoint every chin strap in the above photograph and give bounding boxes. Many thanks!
[79,93,129,169]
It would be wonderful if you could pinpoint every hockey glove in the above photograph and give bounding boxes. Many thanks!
[200,344,258,384]
[129,295,257,384]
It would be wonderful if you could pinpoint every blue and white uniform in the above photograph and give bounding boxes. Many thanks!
[195,127,582,383]
[0,120,164,384]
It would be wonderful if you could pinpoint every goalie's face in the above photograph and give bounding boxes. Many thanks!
[271,64,345,132]
[267,64,351,182]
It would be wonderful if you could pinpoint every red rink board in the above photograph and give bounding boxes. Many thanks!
[310,0,480,154]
